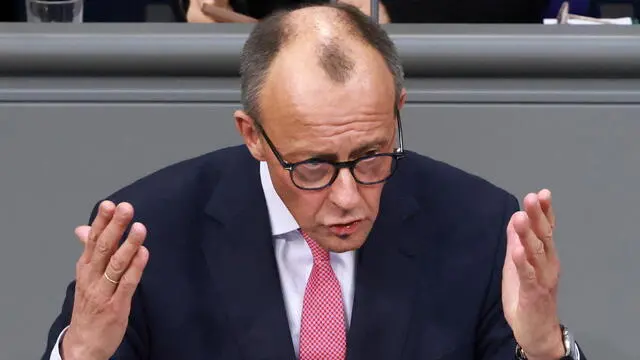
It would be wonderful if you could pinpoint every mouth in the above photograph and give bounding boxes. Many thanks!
[328,220,362,238]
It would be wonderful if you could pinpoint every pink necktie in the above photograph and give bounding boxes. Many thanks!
[299,230,347,360]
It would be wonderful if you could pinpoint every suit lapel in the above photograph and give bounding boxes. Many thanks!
[347,171,435,360]
[201,153,296,360]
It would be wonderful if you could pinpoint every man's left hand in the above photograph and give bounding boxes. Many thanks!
[502,189,566,360]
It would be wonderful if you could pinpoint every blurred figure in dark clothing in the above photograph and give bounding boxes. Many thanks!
[187,0,549,23]
[1,0,550,23]
[0,0,19,21]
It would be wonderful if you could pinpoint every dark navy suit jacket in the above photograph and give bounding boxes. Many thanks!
[42,145,584,360]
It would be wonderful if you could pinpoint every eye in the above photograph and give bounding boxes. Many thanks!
[363,149,379,157]
[304,162,325,169]
[305,158,328,166]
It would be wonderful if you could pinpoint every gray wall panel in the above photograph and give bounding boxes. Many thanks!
[1,102,637,359]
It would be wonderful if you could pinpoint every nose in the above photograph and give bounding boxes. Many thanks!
[328,168,361,210]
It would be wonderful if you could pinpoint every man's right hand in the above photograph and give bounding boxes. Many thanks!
[61,201,149,360]
[187,0,231,22]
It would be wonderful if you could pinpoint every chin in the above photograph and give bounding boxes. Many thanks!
[323,229,370,253]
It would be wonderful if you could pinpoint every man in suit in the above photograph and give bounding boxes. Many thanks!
[43,3,587,360]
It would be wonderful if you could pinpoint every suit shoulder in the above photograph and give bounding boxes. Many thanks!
[95,145,252,216]
[400,151,518,218]
[398,152,520,274]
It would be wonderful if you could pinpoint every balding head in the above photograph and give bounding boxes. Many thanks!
[239,2,404,123]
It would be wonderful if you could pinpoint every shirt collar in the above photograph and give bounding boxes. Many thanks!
[260,161,300,236]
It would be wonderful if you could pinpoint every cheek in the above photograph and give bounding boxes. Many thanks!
[274,176,328,224]
[359,185,383,215]
[291,192,329,226]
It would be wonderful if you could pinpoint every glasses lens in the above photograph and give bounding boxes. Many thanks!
[353,154,395,184]
[291,161,335,189]
[291,154,398,189]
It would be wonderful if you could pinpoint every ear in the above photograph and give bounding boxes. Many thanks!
[397,88,408,110]
[234,110,267,161]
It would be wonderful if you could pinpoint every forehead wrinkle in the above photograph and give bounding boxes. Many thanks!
[298,113,388,131]
[281,120,394,159]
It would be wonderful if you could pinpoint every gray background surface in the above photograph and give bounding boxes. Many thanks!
[0,24,638,359]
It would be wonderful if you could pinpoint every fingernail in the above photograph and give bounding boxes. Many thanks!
[131,222,142,232]
[100,201,114,212]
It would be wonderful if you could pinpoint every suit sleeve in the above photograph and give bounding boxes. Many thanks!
[475,194,588,360]
[40,201,149,360]
[474,194,519,359]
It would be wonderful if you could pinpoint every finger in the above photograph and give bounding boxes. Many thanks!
[90,202,134,276]
[505,216,520,259]
[75,226,90,245]
[81,201,116,264]
[512,211,547,270]
[511,237,538,292]
[503,219,520,283]
[114,246,150,301]
[538,189,555,229]
[99,222,147,294]
[523,193,555,256]
[75,225,92,277]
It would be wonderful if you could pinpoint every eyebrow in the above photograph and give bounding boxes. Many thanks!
[294,137,391,162]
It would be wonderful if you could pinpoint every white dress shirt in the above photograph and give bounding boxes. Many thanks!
[50,161,356,360]
[261,161,356,356]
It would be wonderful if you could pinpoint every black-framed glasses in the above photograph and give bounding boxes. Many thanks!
[254,108,405,190]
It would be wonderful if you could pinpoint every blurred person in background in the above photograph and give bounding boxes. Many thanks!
[0,0,19,21]
[186,0,549,23]
[1,0,549,22]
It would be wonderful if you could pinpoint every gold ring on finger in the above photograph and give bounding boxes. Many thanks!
[103,272,120,285]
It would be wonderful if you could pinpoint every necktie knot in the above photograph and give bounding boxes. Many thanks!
[300,230,330,263]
